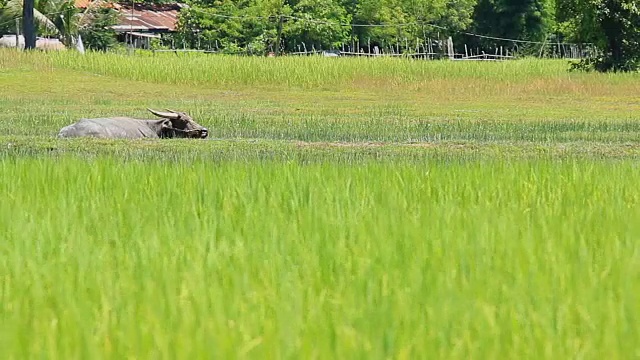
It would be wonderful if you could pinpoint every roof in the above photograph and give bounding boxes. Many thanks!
[112,3,186,33]
[74,2,185,33]
[75,0,92,8]
[74,0,117,9]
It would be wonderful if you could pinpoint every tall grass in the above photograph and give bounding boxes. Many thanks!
[0,49,608,88]
[0,156,638,358]
[49,52,575,86]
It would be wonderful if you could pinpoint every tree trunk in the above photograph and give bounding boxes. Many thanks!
[600,0,625,71]
[22,0,36,50]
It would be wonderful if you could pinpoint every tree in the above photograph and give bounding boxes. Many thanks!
[54,0,79,45]
[78,6,118,51]
[285,0,351,50]
[468,0,555,53]
[351,0,476,53]
[2,0,81,46]
[403,0,477,51]
[558,0,640,71]
[352,0,410,51]
[175,0,476,54]
[23,0,35,48]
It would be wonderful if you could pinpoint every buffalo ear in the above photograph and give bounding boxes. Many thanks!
[159,121,174,138]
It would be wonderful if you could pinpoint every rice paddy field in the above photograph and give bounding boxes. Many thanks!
[0,49,639,358]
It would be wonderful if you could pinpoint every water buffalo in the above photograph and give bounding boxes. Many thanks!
[57,108,209,139]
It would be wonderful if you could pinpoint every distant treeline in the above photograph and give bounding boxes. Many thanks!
[174,0,549,55]
[169,0,639,70]
[0,0,637,70]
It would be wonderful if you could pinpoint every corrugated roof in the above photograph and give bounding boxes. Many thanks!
[113,4,184,33]
[74,2,184,33]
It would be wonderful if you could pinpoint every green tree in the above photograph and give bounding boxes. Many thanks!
[0,0,10,35]
[78,6,118,51]
[175,0,473,54]
[558,0,640,71]
[1,0,80,45]
[285,0,352,50]
[176,0,265,52]
[351,0,476,53]
[352,0,410,51]
[468,0,555,53]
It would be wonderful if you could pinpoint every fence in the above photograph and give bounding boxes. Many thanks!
[285,36,595,61]
[162,12,598,61]
[168,29,597,61]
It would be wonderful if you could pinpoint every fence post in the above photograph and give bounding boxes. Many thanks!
[447,36,454,60]
[15,18,20,49]
[275,14,284,56]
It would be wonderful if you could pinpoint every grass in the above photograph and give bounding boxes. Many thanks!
[1,157,639,358]
[0,49,639,357]
[1,49,639,152]
[2,49,578,86]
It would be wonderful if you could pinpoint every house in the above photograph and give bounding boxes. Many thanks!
[75,1,185,49]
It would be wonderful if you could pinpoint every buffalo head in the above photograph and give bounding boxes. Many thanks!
[147,108,209,139]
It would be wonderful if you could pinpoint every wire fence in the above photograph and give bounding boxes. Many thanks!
[168,11,597,60]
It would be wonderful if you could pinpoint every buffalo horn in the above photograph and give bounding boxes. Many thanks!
[147,108,179,120]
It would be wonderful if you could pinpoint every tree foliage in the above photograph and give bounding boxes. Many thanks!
[0,0,637,72]
[176,0,477,53]
[467,0,555,53]
[0,0,80,45]
[558,0,640,71]
[78,6,118,51]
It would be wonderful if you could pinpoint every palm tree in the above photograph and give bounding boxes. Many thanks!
[2,0,81,46]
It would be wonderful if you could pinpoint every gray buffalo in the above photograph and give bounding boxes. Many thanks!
[58,108,209,139]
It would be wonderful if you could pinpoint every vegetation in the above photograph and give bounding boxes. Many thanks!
[1,49,639,144]
[2,0,639,70]
[2,0,80,45]
[2,157,639,358]
[171,0,640,71]
[0,49,639,357]
[175,0,484,54]
[559,0,640,72]
[468,0,555,51]
[78,6,118,51]
[0,0,118,50]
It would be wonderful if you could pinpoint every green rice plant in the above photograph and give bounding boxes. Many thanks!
[0,156,638,358]
[1,49,639,358]
[7,48,638,89]
[43,51,588,87]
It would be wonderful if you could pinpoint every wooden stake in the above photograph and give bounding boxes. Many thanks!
[15,18,20,49]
